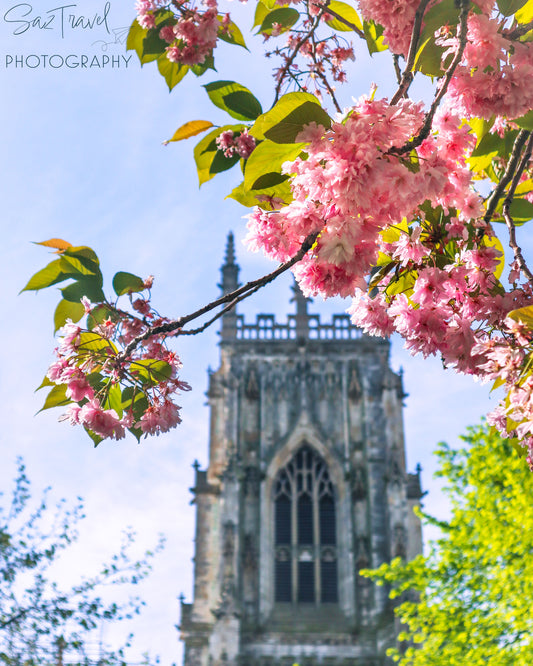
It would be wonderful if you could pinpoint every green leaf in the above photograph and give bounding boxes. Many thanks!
[252,93,331,143]
[482,234,505,280]
[121,386,149,420]
[324,1,363,32]
[209,149,241,174]
[413,0,460,75]
[126,18,148,62]
[21,259,70,292]
[243,139,304,190]
[129,359,172,385]
[509,198,533,221]
[414,36,446,77]
[157,56,189,91]
[515,110,533,130]
[251,172,289,189]
[37,384,70,413]
[85,427,104,447]
[190,54,216,77]
[103,382,123,417]
[62,277,105,304]
[54,299,85,333]
[497,0,529,15]
[36,375,55,391]
[228,179,293,208]
[217,15,247,48]
[142,26,169,56]
[223,91,263,121]
[87,303,116,330]
[259,7,300,35]
[253,1,271,28]
[203,81,262,121]
[112,272,145,296]
[362,19,387,55]
[78,332,117,355]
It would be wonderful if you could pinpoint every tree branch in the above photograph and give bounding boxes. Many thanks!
[502,133,533,285]
[484,129,531,225]
[390,0,432,105]
[115,232,320,362]
[390,0,470,155]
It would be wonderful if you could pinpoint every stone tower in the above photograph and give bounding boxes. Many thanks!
[180,234,423,666]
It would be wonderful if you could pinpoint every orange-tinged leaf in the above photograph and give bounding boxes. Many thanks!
[34,238,73,253]
[163,120,214,145]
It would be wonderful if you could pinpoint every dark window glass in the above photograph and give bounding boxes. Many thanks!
[275,496,291,544]
[274,444,337,605]
[319,496,336,545]
[298,562,315,603]
[275,559,292,602]
[321,561,338,602]
[297,494,313,545]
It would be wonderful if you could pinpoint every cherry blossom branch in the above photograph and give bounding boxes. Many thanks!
[484,129,531,225]
[309,32,342,113]
[504,19,533,40]
[390,0,432,105]
[391,0,470,155]
[502,133,533,285]
[273,10,325,103]
[115,232,320,362]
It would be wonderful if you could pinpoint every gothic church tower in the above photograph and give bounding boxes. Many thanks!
[180,234,423,666]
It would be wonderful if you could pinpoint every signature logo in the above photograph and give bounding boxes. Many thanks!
[4,2,112,38]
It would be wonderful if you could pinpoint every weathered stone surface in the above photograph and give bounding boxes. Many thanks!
[179,238,423,666]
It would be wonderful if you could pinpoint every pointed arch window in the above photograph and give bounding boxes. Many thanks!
[273,444,338,604]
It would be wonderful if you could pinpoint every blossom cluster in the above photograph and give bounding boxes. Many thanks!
[47,287,190,441]
[356,0,419,56]
[215,128,256,159]
[246,86,533,457]
[135,0,219,66]
[440,13,533,121]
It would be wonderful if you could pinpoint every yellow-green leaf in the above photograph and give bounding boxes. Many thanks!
[251,92,331,143]
[507,305,533,329]
[54,299,85,333]
[164,120,215,145]
[34,238,73,252]
[324,1,363,32]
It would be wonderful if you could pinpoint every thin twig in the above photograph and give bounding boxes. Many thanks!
[393,54,402,86]
[390,0,432,105]
[115,232,319,362]
[502,134,533,285]
[309,31,342,114]
[390,0,470,155]
[273,11,324,103]
[484,129,531,225]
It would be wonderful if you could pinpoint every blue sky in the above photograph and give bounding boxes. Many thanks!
[0,1,521,663]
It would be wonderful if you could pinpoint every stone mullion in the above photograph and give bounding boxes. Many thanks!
[290,470,298,605]
[312,467,321,606]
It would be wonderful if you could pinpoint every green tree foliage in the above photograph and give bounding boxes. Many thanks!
[364,423,533,665]
[0,459,164,665]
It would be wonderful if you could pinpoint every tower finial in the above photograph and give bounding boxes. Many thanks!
[224,231,236,267]
[219,232,240,341]
[291,278,312,340]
